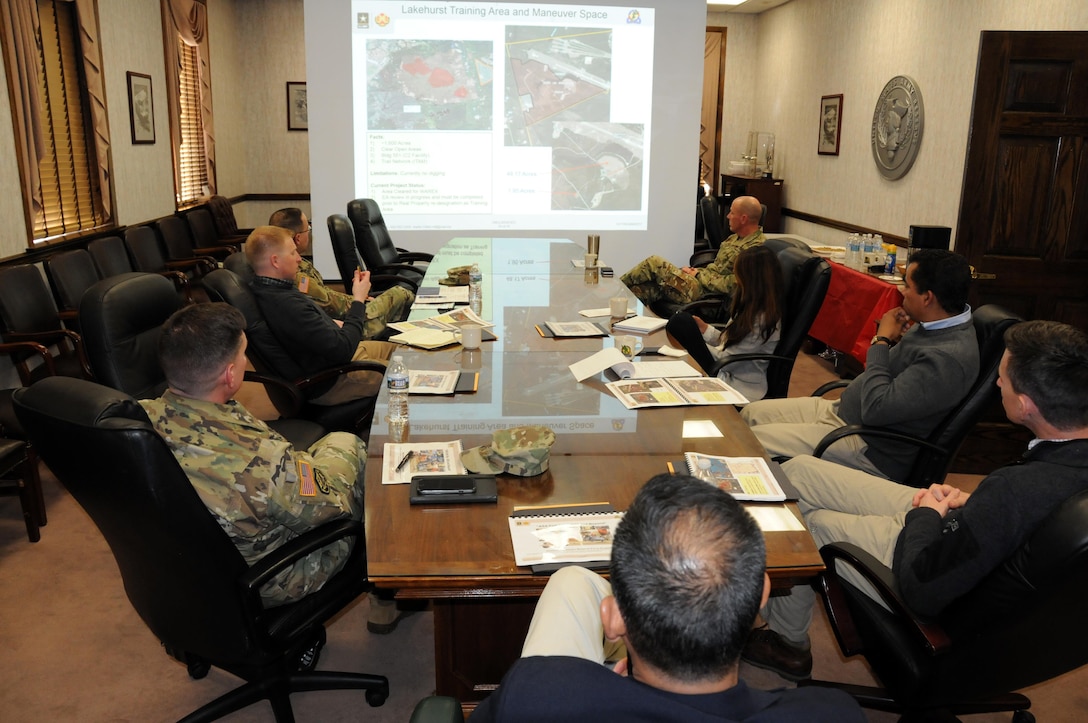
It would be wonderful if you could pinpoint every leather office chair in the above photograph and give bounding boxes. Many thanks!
[13,377,389,722]
[202,268,384,439]
[764,236,812,254]
[327,214,419,294]
[0,264,93,385]
[410,696,465,723]
[205,194,254,238]
[346,198,430,283]
[0,430,43,543]
[45,248,102,331]
[88,235,136,277]
[810,304,1022,488]
[689,194,727,266]
[185,206,246,249]
[123,225,200,302]
[807,488,1088,722]
[157,214,235,263]
[702,246,831,399]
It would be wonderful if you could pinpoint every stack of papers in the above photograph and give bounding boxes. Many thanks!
[605,376,749,409]
[611,315,668,334]
[569,348,701,382]
[382,440,465,484]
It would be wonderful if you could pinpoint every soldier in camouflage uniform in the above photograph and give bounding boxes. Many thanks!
[621,195,766,307]
[269,207,413,338]
[139,302,365,607]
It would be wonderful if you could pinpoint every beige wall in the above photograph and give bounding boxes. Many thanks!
[710,0,1088,247]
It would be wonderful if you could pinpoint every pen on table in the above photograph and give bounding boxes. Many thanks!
[395,451,415,472]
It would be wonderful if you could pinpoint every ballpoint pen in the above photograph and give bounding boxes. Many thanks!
[395,451,415,472]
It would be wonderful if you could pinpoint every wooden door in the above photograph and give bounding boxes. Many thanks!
[956,31,1088,330]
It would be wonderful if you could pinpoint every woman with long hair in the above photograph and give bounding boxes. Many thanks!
[665,245,784,401]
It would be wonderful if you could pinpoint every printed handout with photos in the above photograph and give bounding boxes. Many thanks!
[507,510,625,566]
[388,307,493,334]
[604,376,749,409]
[382,440,465,484]
[683,453,786,502]
[408,370,460,395]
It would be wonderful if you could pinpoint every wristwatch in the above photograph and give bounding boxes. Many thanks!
[871,335,893,346]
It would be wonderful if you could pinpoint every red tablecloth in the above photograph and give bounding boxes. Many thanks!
[808,262,904,365]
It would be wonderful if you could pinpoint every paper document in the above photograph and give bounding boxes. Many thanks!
[605,376,749,408]
[579,306,633,318]
[683,453,786,501]
[408,370,460,395]
[508,509,625,566]
[611,315,667,334]
[746,505,805,532]
[382,440,465,484]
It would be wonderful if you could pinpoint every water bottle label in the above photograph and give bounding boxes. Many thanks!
[388,376,409,391]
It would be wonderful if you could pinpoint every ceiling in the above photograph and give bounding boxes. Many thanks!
[707,0,793,13]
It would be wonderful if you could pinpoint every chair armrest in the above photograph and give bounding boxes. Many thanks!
[811,379,849,397]
[294,361,390,392]
[678,295,729,317]
[689,249,716,268]
[812,424,948,460]
[4,329,93,378]
[396,251,434,264]
[818,541,951,656]
[243,370,305,417]
[192,244,239,258]
[156,271,194,303]
[373,262,427,279]
[0,341,58,382]
[240,518,364,592]
[165,256,218,276]
[410,696,465,723]
[709,353,797,378]
[58,309,79,322]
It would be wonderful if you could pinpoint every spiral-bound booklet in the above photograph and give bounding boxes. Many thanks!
[508,503,622,567]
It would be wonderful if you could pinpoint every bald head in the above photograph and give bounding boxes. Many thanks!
[245,225,298,279]
[727,196,762,236]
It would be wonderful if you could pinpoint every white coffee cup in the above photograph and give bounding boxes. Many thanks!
[457,323,483,350]
[609,296,628,318]
[615,334,643,359]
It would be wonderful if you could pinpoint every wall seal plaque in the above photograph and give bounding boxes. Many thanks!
[871,75,923,180]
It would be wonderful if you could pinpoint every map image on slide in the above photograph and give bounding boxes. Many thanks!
[366,39,494,131]
[504,26,644,212]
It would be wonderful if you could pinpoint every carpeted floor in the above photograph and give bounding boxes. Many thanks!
[2,350,1084,721]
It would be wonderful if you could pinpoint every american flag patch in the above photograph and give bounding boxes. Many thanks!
[298,460,317,496]
[298,276,310,293]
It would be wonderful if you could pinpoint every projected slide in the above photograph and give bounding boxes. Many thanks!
[351,2,654,232]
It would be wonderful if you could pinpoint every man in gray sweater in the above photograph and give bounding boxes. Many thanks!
[741,248,978,482]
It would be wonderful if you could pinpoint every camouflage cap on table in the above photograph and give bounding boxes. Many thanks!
[461,425,556,477]
[439,265,471,286]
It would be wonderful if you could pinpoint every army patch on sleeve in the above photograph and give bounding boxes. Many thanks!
[298,276,310,293]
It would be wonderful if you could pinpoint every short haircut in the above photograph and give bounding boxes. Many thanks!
[269,207,305,234]
[158,303,246,396]
[610,474,766,682]
[732,195,763,225]
[244,225,293,271]
[907,249,972,315]
[1004,320,1088,431]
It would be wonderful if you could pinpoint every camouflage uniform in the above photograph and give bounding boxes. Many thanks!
[140,391,366,607]
[296,256,414,337]
[621,229,766,306]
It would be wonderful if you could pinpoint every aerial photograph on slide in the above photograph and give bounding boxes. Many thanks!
[366,39,494,130]
[504,25,644,211]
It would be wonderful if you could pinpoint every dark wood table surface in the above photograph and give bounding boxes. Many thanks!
[363,238,823,704]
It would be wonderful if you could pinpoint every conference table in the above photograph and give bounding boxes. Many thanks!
[363,238,823,706]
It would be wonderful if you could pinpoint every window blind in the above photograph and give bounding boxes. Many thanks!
[176,39,208,206]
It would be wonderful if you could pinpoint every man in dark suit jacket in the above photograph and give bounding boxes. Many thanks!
[471,474,863,722]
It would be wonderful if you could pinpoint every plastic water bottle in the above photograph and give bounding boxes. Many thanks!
[847,234,861,270]
[862,234,875,268]
[386,355,410,425]
[871,234,885,268]
[468,262,483,316]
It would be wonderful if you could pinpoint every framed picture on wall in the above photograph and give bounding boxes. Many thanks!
[818,94,843,156]
[287,82,308,131]
[127,71,155,144]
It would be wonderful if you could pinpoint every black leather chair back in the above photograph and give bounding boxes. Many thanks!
[764,236,811,254]
[700,195,726,251]
[12,377,256,664]
[328,214,366,286]
[156,214,197,260]
[46,249,102,314]
[79,273,178,399]
[346,198,399,270]
[223,251,255,282]
[0,264,63,335]
[902,304,1020,487]
[124,225,170,272]
[87,235,135,277]
[206,194,242,236]
[766,247,831,398]
[186,207,222,248]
